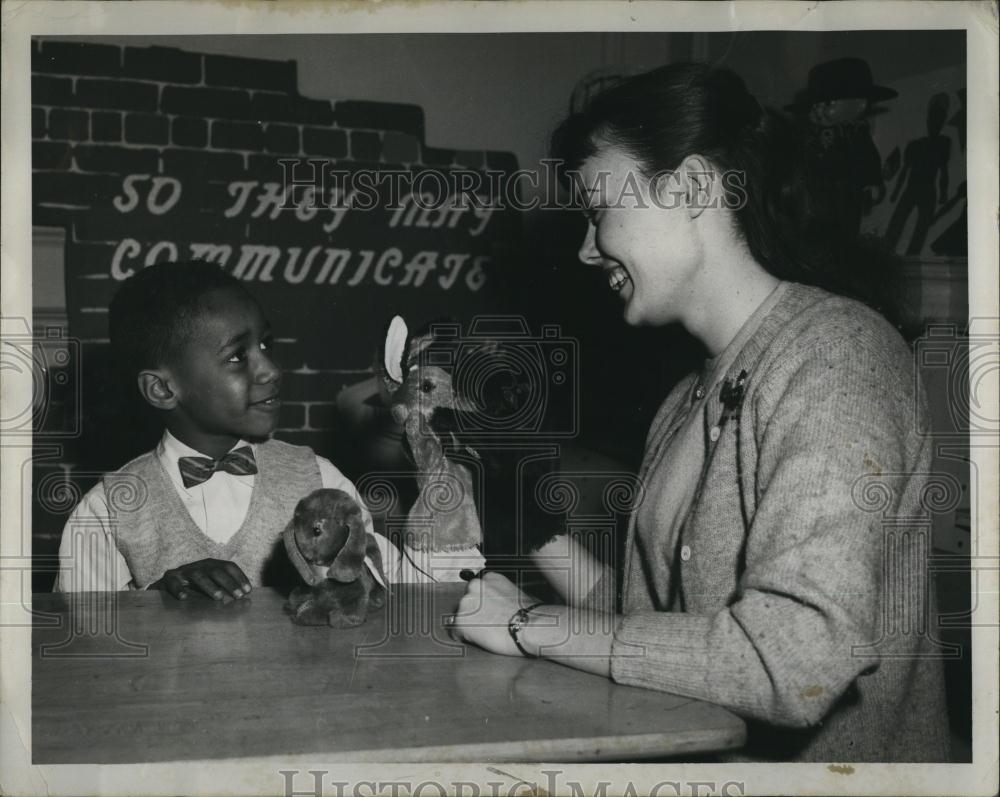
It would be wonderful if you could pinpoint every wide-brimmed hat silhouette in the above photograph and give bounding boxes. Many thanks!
[786,57,898,111]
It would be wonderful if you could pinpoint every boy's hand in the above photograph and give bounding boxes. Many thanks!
[151,559,252,601]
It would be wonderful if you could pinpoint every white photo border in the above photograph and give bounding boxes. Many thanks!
[2,2,997,795]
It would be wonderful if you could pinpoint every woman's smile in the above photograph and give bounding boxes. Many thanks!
[606,264,631,294]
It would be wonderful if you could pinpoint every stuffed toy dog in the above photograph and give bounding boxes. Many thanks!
[282,488,387,628]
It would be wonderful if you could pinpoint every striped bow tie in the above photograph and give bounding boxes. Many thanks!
[177,446,257,489]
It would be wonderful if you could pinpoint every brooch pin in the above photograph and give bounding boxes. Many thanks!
[719,369,748,421]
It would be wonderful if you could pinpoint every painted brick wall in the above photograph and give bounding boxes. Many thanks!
[30,39,523,589]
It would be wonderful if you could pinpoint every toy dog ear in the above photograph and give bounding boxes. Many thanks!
[383,315,408,386]
[283,521,322,586]
[326,503,367,583]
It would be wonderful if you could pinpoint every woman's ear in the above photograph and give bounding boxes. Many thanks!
[137,370,177,410]
[677,154,716,220]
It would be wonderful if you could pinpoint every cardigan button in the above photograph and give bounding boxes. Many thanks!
[680,545,691,562]
[709,425,721,442]
[694,385,706,400]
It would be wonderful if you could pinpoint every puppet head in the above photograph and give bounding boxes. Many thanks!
[378,315,479,428]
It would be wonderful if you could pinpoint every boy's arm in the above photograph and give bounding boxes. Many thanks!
[53,484,135,592]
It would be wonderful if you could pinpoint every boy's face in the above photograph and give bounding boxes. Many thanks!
[158,287,282,454]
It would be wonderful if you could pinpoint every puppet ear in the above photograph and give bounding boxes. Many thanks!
[384,316,408,385]
[406,330,435,365]
[451,394,480,414]
[471,339,501,358]
[327,503,367,583]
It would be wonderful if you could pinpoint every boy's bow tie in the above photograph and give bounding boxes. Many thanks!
[178,446,257,488]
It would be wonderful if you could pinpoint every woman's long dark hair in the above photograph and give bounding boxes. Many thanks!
[551,62,909,331]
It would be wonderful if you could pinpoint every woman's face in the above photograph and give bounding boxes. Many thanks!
[575,143,703,327]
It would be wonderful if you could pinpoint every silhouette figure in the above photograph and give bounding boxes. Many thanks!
[886,93,952,255]
[786,58,897,241]
[931,88,966,257]
[883,146,902,183]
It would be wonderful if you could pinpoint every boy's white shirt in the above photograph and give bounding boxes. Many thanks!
[53,430,484,592]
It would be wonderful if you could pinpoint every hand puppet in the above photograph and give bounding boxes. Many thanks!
[376,316,563,568]
[283,488,387,628]
[376,315,483,553]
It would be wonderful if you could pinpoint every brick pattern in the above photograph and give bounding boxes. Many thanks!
[30,40,468,182]
[31,38,520,590]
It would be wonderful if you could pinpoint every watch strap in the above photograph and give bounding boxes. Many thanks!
[508,601,545,657]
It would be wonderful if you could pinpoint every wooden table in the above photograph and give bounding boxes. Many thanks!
[32,585,745,764]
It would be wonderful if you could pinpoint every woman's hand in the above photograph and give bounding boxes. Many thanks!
[448,572,537,657]
[450,572,615,677]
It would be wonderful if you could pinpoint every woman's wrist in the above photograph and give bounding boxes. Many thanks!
[516,603,563,659]
[519,604,616,677]
[508,602,546,657]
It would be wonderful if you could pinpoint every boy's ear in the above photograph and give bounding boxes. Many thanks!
[137,370,177,410]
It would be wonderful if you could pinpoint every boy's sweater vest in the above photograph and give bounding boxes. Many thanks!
[103,439,321,589]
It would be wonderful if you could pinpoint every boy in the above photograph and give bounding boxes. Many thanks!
[55,261,481,597]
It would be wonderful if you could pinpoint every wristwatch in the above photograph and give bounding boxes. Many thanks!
[508,602,545,657]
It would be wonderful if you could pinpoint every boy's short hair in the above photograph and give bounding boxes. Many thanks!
[108,261,247,379]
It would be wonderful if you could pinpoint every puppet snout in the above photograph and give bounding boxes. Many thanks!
[390,401,411,425]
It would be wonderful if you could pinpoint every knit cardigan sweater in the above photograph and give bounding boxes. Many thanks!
[596,282,950,762]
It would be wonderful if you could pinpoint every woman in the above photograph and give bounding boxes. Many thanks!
[447,63,951,762]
